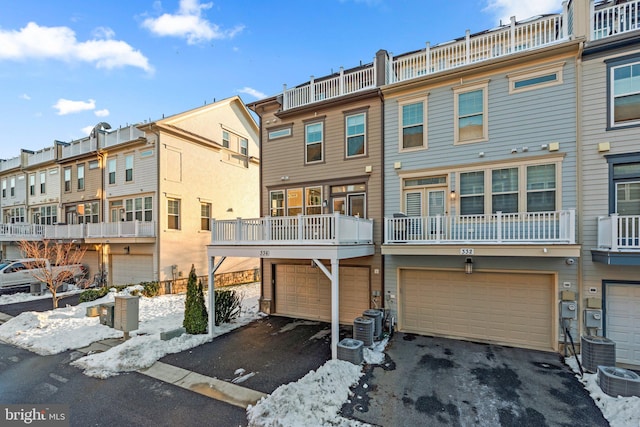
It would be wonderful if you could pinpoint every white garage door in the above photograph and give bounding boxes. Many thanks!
[275,265,369,324]
[606,283,640,367]
[400,269,554,351]
[111,255,154,285]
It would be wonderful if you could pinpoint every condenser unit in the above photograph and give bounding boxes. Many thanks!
[581,335,616,374]
[597,366,640,397]
[363,309,383,340]
[337,338,364,365]
[353,316,374,346]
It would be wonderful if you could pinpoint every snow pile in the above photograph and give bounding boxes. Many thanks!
[246,359,369,427]
[0,282,262,377]
[565,356,640,427]
[363,337,388,365]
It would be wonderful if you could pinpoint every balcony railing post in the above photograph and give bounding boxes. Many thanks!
[561,0,568,39]
[309,75,315,102]
[569,210,576,244]
[425,42,431,74]
[497,211,503,243]
[436,215,442,243]
[339,67,345,96]
[282,84,288,110]
[235,217,242,242]
[388,51,394,84]
[210,219,216,242]
[510,16,516,53]
[334,212,340,244]
[297,214,304,242]
[611,213,619,251]
[264,216,271,241]
[589,0,595,40]
[135,220,140,236]
[465,30,471,64]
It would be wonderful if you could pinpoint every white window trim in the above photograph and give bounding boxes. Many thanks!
[507,62,565,94]
[345,111,367,158]
[453,80,489,145]
[398,96,428,152]
[610,60,640,128]
[268,127,292,141]
[304,121,324,164]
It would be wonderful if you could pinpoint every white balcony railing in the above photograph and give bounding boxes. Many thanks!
[597,214,640,251]
[384,210,576,244]
[592,0,639,40]
[0,221,155,241]
[282,65,377,111]
[210,213,373,245]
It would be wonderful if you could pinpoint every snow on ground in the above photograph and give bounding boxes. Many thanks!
[0,282,262,378]
[565,356,640,427]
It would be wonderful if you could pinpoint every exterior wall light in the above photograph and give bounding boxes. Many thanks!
[464,257,473,274]
[450,190,457,200]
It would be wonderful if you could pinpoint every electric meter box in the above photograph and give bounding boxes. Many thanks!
[560,301,577,319]
[99,302,115,327]
[584,309,603,329]
[114,295,139,332]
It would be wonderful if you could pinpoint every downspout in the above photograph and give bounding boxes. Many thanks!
[575,40,585,336]
[378,88,385,313]
[148,125,161,283]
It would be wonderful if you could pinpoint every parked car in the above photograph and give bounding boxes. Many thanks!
[0,258,87,290]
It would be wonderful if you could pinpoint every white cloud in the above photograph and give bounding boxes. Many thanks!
[81,125,94,136]
[483,0,561,25]
[92,26,115,40]
[142,0,244,44]
[237,87,266,100]
[94,109,110,117]
[0,22,152,72]
[53,98,96,116]
[19,94,31,100]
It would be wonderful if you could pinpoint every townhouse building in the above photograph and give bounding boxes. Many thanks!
[580,0,640,367]
[0,96,259,287]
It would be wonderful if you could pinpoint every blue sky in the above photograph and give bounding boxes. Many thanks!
[0,0,561,159]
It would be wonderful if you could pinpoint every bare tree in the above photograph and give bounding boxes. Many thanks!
[18,240,87,309]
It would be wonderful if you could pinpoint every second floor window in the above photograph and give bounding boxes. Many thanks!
[64,167,72,192]
[611,61,640,126]
[40,171,46,194]
[29,174,35,196]
[222,130,230,148]
[455,82,488,143]
[2,178,6,198]
[108,159,116,184]
[346,113,366,157]
[125,155,133,182]
[401,102,424,149]
[305,122,323,163]
[240,138,248,156]
[10,177,15,197]
[167,198,180,230]
[201,202,211,230]
[77,164,85,190]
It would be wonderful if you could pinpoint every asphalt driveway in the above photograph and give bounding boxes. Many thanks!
[343,332,608,427]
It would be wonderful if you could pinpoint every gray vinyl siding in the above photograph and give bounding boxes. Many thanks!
[580,45,640,295]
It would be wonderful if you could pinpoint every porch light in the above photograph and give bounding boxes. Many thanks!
[464,257,473,274]
[450,190,457,200]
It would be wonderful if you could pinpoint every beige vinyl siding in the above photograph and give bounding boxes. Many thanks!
[104,145,157,199]
[60,158,102,207]
[580,47,640,298]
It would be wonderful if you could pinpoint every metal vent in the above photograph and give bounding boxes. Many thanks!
[337,338,364,365]
[353,316,374,346]
[597,366,640,397]
[581,335,616,374]
[363,309,383,340]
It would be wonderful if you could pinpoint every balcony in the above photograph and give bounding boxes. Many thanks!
[593,214,640,265]
[383,210,579,257]
[0,221,156,243]
[591,0,639,41]
[208,213,374,260]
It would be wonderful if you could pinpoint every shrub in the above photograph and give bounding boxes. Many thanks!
[141,281,160,297]
[215,289,242,325]
[183,265,208,334]
[79,287,109,303]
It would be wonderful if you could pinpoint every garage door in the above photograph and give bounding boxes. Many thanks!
[275,265,369,324]
[606,283,640,367]
[400,269,554,351]
[111,255,154,286]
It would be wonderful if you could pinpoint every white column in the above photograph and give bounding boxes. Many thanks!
[331,258,339,360]
[208,255,215,335]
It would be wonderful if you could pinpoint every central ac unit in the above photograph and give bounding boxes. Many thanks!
[581,335,616,374]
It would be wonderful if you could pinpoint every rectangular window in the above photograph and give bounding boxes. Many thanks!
[401,102,424,149]
[123,196,152,222]
[88,160,99,169]
[78,202,99,224]
[1,178,6,198]
[108,159,116,184]
[64,167,72,192]
[305,186,322,215]
[454,82,488,143]
[167,199,180,230]
[33,205,57,225]
[460,171,485,215]
[508,63,564,94]
[40,171,46,194]
[201,203,211,230]
[240,138,248,156]
[9,177,15,197]
[611,61,640,126]
[270,191,285,217]
[268,128,292,140]
[492,168,518,213]
[514,73,557,89]
[616,181,640,215]
[125,154,133,182]
[346,112,366,157]
[305,122,323,163]
[527,164,556,212]
[222,130,230,148]
[29,174,35,196]
[286,188,303,215]
[77,164,85,190]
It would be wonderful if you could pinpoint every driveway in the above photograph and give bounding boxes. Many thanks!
[343,332,608,427]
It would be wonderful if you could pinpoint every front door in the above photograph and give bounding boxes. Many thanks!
[428,189,446,235]
[348,193,365,217]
